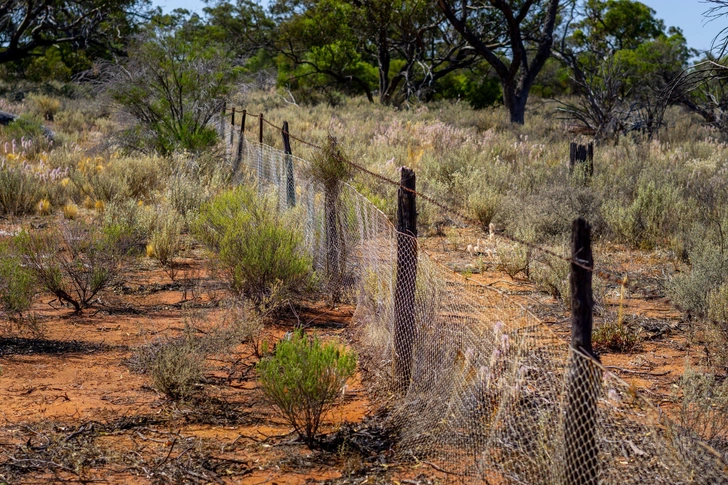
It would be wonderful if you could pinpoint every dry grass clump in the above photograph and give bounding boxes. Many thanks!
[151,337,206,401]
[0,162,42,216]
[675,362,728,453]
[593,320,640,352]
[26,93,62,121]
[148,207,185,280]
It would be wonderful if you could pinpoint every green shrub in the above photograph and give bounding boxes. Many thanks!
[0,162,41,216]
[17,222,121,312]
[108,31,236,155]
[27,93,62,121]
[530,246,570,300]
[151,338,205,401]
[102,198,154,255]
[467,188,500,230]
[603,180,684,250]
[193,185,312,305]
[0,242,36,316]
[668,240,726,318]
[257,329,357,447]
[167,172,207,222]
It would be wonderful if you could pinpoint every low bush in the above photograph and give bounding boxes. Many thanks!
[149,209,184,280]
[102,198,155,255]
[668,240,727,318]
[467,188,500,230]
[17,222,122,312]
[258,330,356,447]
[193,185,312,306]
[0,162,42,216]
[27,93,62,121]
[593,320,639,352]
[603,181,685,250]
[151,337,205,401]
[0,242,36,317]
[675,363,728,452]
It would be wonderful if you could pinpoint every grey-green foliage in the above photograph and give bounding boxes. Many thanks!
[676,362,728,451]
[257,329,356,447]
[102,198,155,255]
[149,206,184,279]
[603,180,685,250]
[668,238,727,317]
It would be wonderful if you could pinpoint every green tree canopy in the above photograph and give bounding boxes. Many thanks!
[0,0,150,78]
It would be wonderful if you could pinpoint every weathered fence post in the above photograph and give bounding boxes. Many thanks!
[229,107,236,146]
[219,101,227,139]
[564,217,601,485]
[258,113,264,144]
[282,121,296,208]
[569,142,594,177]
[233,109,246,173]
[393,167,418,394]
[258,114,264,189]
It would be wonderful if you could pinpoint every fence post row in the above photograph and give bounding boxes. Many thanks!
[393,166,418,395]
[233,109,246,173]
[564,217,601,485]
[282,121,296,208]
[569,142,594,177]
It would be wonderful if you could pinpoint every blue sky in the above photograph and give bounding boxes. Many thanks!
[152,0,726,53]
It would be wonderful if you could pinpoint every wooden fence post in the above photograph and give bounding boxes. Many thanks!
[564,217,601,485]
[259,113,264,144]
[393,167,418,394]
[229,107,236,146]
[219,101,227,139]
[569,142,594,177]
[258,114,264,189]
[233,109,246,173]
[282,121,296,208]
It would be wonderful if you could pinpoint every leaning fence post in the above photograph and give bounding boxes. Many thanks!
[393,167,418,394]
[564,217,601,485]
[282,121,296,208]
[233,109,246,173]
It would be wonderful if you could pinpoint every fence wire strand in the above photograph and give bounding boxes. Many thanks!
[223,110,728,484]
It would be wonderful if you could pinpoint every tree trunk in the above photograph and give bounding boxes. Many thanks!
[503,83,528,125]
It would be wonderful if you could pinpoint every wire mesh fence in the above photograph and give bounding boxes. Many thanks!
[225,116,728,484]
